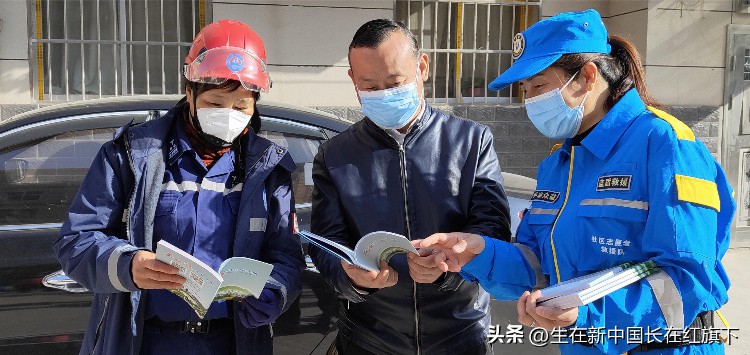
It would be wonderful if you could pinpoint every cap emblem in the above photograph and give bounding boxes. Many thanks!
[512,33,525,60]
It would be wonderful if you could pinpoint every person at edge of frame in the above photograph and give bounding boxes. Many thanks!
[415,9,735,355]
[54,19,304,355]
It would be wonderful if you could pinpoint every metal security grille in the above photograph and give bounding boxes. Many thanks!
[394,0,540,104]
[29,0,207,101]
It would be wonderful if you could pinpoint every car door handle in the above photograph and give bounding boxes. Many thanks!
[42,270,90,293]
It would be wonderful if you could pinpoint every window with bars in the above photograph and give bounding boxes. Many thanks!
[394,0,540,104]
[28,0,207,101]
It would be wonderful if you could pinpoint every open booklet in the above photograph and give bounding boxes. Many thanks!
[155,240,274,319]
[297,230,418,272]
[537,260,660,309]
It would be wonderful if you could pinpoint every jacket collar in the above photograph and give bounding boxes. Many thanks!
[124,104,295,174]
[561,88,645,160]
[165,119,194,166]
[363,104,434,147]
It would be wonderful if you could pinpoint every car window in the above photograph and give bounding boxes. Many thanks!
[0,126,323,228]
[0,129,115,226]
[257,131,323,231]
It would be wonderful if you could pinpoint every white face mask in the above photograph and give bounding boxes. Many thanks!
[195,108,252,143]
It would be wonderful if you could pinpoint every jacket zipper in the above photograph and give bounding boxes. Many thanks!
[122,134,137,242]
[91,294,111,354]
[548,147,576,284]
[396,142,420,355]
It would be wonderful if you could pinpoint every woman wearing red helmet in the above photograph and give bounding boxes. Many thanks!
[55,19,304,355]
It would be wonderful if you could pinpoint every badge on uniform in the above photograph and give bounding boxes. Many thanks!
[531,190,560,203]
[596,175,632,191]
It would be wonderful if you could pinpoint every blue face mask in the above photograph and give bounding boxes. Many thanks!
[358,71,422,130]
[524,72,588,139]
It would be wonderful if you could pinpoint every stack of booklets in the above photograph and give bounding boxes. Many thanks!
[537,260,660,309]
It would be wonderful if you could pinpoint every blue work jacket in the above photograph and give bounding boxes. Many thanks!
[54,105,304,355]
[462,89,734,354]
[146,118,239,322]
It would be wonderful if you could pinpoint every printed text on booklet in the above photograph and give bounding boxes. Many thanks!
[155,240,274,318]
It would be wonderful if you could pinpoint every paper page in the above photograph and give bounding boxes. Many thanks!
[537,262,632,303]
[354,231,418,272]
[540,261,659,309]
[298,230,357,265]
[215,257,274,301]
[155,240,223,318]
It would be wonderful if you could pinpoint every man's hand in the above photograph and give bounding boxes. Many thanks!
[407,248,445,283]
[411,232,485,272]
[517,290,578,331]
[342,260,397,289]
[131,250,185,289]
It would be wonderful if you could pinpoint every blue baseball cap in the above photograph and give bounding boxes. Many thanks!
[488,9,611,91]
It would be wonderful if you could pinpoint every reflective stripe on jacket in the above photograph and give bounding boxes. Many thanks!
[462,89,734,355]
[54,105,304,355]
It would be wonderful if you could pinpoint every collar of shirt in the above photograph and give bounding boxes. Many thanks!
[167,118,236,177]
[385,100,426,145]
[166,120,195,166]
[561,88,645,160]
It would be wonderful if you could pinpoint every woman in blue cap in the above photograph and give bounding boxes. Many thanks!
[415,9,733,355]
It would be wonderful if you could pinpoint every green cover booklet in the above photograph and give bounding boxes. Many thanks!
[155,240,274,318]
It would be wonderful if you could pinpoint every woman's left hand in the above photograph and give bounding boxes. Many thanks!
[517,290,578,331]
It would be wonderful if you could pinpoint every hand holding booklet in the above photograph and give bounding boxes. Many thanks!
[155,240,274,318]
[536,260,659,309]
[297,230,418,272]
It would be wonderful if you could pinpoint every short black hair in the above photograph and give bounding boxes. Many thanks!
[348,19,419,63]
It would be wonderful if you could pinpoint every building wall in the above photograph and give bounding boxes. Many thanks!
[0,0,733,180]
[0,1,31,105]
[646,0,730,107]
[213,0,392,107]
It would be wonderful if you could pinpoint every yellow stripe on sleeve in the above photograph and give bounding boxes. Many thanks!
[675,174,720,211]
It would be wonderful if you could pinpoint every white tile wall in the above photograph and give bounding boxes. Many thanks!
[610,0,648,17]
[214,0,392,8]
[0,1,28,60]
[212,1,391,107]
[649,0,733,12]
[606,9,649,61]
[541,0,608,18]
[213,2,392,67]
[262,65,359,106]
[646,65,724,106]
[646,7,729,67]
[0,60,32,104]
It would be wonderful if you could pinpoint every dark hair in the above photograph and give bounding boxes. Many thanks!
[348,19,419,63]
[551,35,659,110]
[184,79,262,133]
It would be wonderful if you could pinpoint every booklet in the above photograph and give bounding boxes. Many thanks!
[297,230,418,272]
[537,260,659,309]
[155,240,274,319]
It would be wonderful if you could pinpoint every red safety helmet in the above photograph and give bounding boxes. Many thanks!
[184,19,271,92]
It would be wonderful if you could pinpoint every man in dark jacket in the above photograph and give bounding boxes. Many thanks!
[309,19,511,355]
